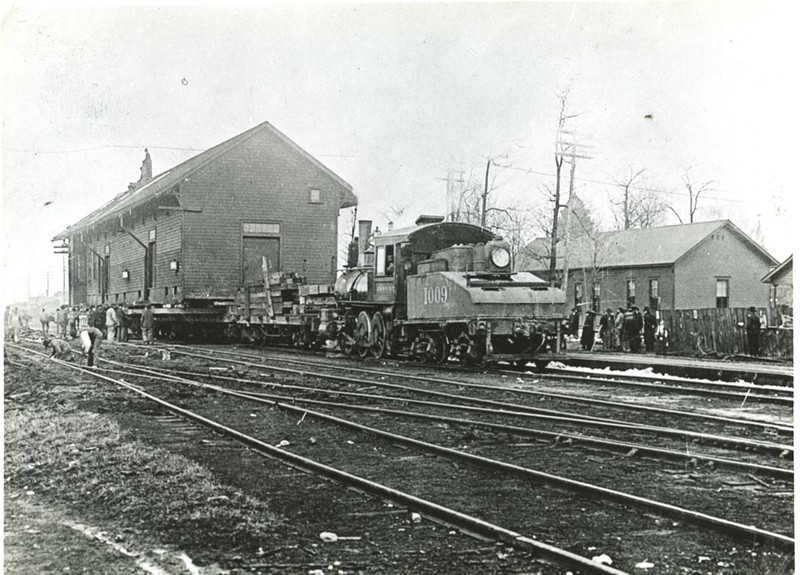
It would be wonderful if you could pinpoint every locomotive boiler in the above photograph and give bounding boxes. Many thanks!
[332,215,565,364]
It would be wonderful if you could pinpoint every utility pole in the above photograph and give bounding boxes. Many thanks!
[437,160,464,222]
[481,158,491,228]
[555,130,592,292]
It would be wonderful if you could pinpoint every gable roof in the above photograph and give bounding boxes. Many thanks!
[519,220,777,271]
[761,255,793,283]
[53,121,357,240]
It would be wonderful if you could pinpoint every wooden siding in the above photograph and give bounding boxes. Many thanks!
[674,229,772,309]
[79,211,182,304]
[565,265,676,316]
[180,128,342,297]
[658,307,792,358]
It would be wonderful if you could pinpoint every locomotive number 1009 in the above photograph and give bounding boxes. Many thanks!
[423,285,449,305]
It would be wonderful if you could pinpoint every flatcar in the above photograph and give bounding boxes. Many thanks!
[223,215,565,365]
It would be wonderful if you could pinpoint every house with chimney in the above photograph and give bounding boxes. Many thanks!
[516,220,778,314]
[53,121,358,306]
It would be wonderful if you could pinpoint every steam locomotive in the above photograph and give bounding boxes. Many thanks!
[224,215,565,365]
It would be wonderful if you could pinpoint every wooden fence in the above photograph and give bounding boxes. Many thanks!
[657,308,793,359]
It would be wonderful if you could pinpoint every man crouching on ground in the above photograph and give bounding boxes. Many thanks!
[43,337,76,361]
[79,326,104,367]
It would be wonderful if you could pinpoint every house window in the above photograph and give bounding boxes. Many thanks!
[309,189,322,204]
[626,279,636,307]
[149,229,156,241]
[243,222,281,236]
[649,279,659,310]
[716,278,729,308]
[574,282,584,308]
[592,284,601,313]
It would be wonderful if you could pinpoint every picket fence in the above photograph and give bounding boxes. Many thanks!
[657,307,793,359]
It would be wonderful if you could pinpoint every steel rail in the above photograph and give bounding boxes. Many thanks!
[500,369,794,405]
[150,346,795,445]
[66,353,796,551]
[536,365,793,392]
[155,343,794,435]
[103,360,794,457]
[169,342,794,395]
[7,344,631,575]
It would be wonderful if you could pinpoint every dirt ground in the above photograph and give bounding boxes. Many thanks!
[4,341,795,574]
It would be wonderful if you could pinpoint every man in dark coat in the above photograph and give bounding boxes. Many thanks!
[598,308,613,350]
[568,308,580,337]
[623,307,642,353]
[643,307,657,352]
[746,306,761,356]
[581,311,596,351]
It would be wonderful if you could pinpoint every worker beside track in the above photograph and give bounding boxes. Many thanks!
[43,337,75,361]
[141,304,154,344]
[79,326,104,367]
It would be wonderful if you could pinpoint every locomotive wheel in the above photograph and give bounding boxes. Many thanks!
[355,311,372,358]
[338,332,355,356]
[370,313,386,359]
[431,333,448,364]
[455,332,474,365]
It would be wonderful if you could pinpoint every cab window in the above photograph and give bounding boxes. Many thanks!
[376,245,395,277]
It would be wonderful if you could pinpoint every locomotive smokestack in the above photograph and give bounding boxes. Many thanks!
[357,220,372,267]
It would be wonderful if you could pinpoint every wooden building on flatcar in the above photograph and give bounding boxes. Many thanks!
[53,121,357,306]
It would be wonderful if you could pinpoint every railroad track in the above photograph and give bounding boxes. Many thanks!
[7,344,627,575]
[8,343,795,574]
[100,359,794,480]
[134,342,794,442]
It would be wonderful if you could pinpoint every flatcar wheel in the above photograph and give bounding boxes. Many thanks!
[355,311,371,358]
[370,313,386,359]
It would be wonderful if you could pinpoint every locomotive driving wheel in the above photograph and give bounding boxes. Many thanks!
[355,311,372,358]
[370,312,386,359]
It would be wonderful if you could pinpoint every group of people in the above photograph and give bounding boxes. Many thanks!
[5,302,156,367]
[566,305,766,357]
[565,305,660,353]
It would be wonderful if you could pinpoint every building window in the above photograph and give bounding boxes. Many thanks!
[149,229,156,241]
[309,189,322,204]
[592,283,600,313]
[243,222,281,236]
[716,278,729,308]
[574,282,584,308]
[649,279,659,310]
[626,279,636,307]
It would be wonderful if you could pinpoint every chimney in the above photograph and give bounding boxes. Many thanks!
[140,148,152,181]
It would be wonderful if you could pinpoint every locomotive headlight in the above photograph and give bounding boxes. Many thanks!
[490,247,510,268]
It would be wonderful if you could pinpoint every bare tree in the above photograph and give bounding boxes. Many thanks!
[668,167,715,224]
[610,167,666,230]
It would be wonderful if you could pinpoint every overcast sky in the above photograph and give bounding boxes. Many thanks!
[2,1,797,303]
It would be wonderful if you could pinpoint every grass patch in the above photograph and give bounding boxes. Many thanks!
[5,402,284,554]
